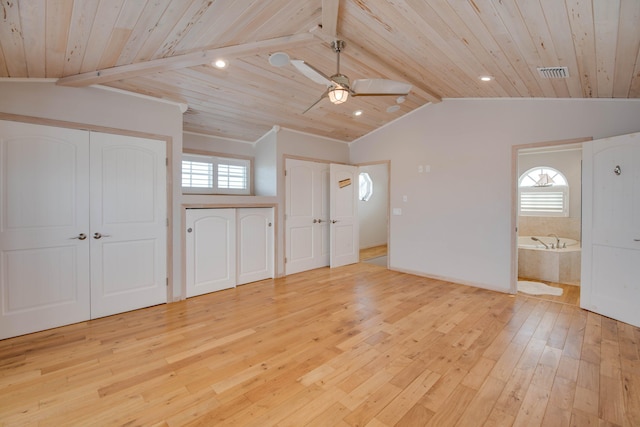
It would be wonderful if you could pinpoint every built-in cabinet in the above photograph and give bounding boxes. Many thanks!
[0,120,167,340]
[185,207,274,297]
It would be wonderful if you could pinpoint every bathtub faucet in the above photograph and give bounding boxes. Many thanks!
[547,233,560,249]
[531,236,549,249]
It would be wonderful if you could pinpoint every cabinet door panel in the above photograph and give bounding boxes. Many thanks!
[186,209,236,297]
[237,208,274,285]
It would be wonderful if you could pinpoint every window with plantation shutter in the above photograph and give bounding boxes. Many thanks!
[182,152,251,195]
[518,167,568,217]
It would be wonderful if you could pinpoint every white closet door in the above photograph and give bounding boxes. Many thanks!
[89,132,167,318]
[186,209,236,297]
[237,208,274,285]
[285,159,329,275]
[330,163,359,268]
[0,120,90,339]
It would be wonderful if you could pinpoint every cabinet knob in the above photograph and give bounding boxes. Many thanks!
[187,227,193,233]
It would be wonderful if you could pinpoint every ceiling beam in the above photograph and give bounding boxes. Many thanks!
[311,30,442,103]
[56,32,317,87]
[322,0,340,38]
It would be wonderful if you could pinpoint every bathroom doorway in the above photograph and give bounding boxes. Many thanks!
[514,138,590,305]
[357,161,390,267]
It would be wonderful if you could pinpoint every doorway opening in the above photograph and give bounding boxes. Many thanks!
[357,162,390,268]
[514,139,588,306]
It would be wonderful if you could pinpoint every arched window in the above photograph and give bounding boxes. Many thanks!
[518,166,569,217]
[359,172,373,201]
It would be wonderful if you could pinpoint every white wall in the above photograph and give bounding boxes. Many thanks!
[0,81,185,300]
[254,128,278,197]
[349,98,640,292]
[183,131,255,156]
[358,163,388,249]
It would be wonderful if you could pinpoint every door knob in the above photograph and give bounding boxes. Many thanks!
[93,232,111,239]
[70,233,87,240]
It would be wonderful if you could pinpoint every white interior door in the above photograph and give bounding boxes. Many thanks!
[89,132,167,318]
[237,208,274,285]
[582,132,640,327]
[186,209,236,297]
[330,163,359,268]
[285,159,329,274]
[0,120,90,339]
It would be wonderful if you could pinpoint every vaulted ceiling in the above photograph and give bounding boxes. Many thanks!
[1,1,639,142]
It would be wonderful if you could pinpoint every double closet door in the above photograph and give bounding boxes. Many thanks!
[0,120,167,339]
[285,158,359,275]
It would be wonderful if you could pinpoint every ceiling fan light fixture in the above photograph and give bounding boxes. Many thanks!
[328,86,349,104]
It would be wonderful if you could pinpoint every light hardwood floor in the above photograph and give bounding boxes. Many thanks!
[517,279,581,307]
[1,263,638,426]
[360,244,387,261]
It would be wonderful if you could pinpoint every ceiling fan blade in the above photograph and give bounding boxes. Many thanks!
[351,79,412,96]
[291,60,333,86]
[303,88,331,114]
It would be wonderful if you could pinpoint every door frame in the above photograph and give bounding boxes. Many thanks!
[355,160,391,268]
[0,112,174,302]
[510,137,592,294]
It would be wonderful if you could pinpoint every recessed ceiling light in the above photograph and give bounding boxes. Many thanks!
[387,105,400,113]
[480,76,493,81]
[353,110,363,117]
[396,96,406,104]
[269,52,290,67]
[213,59,228,69]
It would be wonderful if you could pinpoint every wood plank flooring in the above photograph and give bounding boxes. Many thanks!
[360,244,387,261]
[517,279,581,307]
[1,263,639,426]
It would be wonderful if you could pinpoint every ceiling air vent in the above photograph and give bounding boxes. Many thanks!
[537,67,569,79]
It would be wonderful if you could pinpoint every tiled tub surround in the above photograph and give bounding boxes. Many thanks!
[517,242,581,286]
[518,216,581,241]
[517,215,581,286]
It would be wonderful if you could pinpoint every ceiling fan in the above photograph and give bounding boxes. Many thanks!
[288,40,412,113]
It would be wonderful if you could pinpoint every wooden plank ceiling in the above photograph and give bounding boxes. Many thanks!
[1,0,639,142]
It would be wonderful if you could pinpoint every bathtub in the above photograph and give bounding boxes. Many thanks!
[517,235,579,250]
[517,235,581,286]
